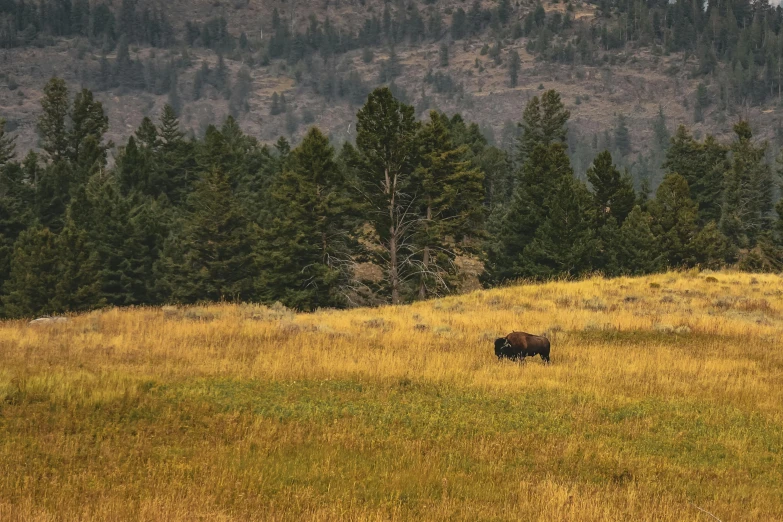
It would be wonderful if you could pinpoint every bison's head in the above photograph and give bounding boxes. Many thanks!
[494,338,511,357]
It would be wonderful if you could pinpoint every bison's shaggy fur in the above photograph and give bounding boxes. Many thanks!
[494,331,551,363]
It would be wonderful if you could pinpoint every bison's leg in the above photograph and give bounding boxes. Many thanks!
[540,351,550,364]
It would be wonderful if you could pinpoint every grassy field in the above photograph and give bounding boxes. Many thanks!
[1,271,782,521]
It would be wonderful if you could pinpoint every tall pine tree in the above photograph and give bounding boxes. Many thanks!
[663,125,727,225]
[354,87,419,304]
[586,150,636,226]
[259,128,358,310]
[157,168,257,303]
[648,174,699,268]
[412,112,485,299]
[720,121,774,249]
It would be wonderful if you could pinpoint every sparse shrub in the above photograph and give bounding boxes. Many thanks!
[735,299,773,315]
[363,318,387,329]
[279,322,317,334]
[582,297,607,311]
[362,47,374,64]
[654,323,675,334]
[435,325,455,337]
[486,296,502,306]
[547,324,564,334]
[711,297,736,310]
[301,108,315,124]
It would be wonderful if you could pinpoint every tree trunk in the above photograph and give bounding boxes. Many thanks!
[418,245,429,300]
[418,203,432,300]
[390,226,399,304]
[386,167,400,305]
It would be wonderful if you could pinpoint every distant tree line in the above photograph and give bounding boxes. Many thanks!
[524,0,783,107]
[0,0,174,48]
[1,79,782,318]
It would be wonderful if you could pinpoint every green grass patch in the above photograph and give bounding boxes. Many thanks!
[1,377,781,519]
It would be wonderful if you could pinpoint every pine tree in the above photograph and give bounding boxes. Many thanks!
[720,121,774,249]
[158,168,257,303]
[508,50,521,88]
[485,141,575,283]
[0,118,16,166]
[69,172,158,307]
[156,104,194,203]
[69,88,110,182]
[51,219,102,313]
[439,43,449,67]
[285,111,298,136]
[586,150,636,225]
[135,116,159,149]
[0,160,34,302]
[115,34,135,87]
[116,136,145,195]
[229,67,253,117]
[613,113,632,157]
[614,206,662,275]
[521,173,597,279]
[663,125,727,225]
[259,128,358,310]
[451,8,467,40]
[648,173,699,268]
[694,82,710,123]
[270,92,281,115]
[35,161,72,232]
[692,221,736,269]
[354,87,419,304]
[412,112,485,299]
[498,0,512,24]
[167,68,182,116]
[517,90,569,163]
[37,78,70,163]
[2,227,59,317]
[652,105,670,154]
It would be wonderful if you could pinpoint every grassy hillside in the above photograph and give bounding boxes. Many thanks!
[1,271,782,520]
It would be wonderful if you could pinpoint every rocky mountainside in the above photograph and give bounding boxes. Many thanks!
[2,0,782,186]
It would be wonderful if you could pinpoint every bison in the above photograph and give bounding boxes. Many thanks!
[494,331,550,363]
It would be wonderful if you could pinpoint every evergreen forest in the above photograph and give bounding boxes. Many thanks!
[1,77,783,318]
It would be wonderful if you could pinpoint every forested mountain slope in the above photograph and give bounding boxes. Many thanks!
[3,0,783,188]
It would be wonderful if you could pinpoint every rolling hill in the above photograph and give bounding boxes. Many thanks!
[1,271,782,520]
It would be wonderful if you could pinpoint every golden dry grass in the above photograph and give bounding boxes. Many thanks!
[1,271,782,521]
